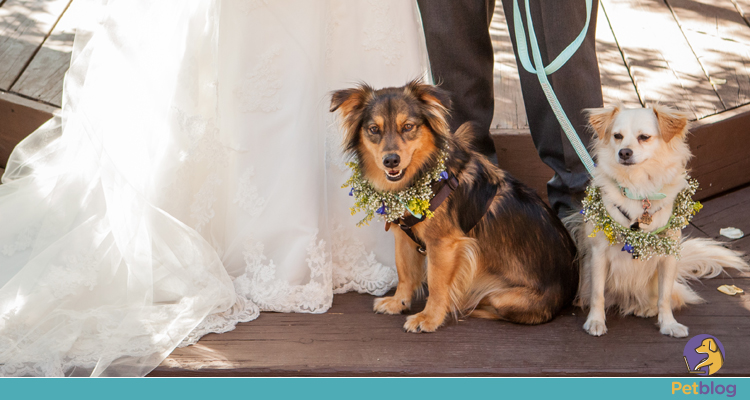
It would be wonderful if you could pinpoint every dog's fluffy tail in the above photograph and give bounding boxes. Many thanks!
[673,238,749,307]
[678,238,748,279]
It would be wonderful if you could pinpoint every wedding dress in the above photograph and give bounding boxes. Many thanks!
[0,0,428,376]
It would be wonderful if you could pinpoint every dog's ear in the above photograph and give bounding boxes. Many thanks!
[708,338,717,352]
[652,104,688,143]
[330,84,375,154]
[329,85,374,115]
[586,106,620,142]
[405,80,452,136]
[405,79,452,110]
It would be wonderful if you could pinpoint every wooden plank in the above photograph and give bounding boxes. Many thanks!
[0,89,55,168]
[691,185,750,242]
[666,0,750,110]
[154,274,750,376]
[153,191,750,377]
[491,129,551,203]
[490,4,528,130]
[600,0,724,119]
[11,0,80,106]
[0,0,71,90]
[733,0,750,27]
[688,103,750,200]
[596,3,642,107]
[148,147,750,378]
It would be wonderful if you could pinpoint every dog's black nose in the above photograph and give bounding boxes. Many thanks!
[383,154,400,168]
[619,148,633,160]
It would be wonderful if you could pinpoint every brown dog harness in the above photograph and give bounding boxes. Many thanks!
[386,173,493,255]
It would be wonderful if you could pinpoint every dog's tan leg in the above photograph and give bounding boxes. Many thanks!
[469,306,500,320]
[483,287,554,324]
[583,244,609,336]
[657,256,689,337]
[403,236,474,333]
[374,228,425,314]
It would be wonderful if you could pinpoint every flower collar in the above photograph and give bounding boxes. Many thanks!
[582,177,702,260]
[342,146,450,226]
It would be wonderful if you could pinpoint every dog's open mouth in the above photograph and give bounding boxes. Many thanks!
[385,169,405,182]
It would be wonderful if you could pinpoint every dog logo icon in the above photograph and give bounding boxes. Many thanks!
[683,334,725,376]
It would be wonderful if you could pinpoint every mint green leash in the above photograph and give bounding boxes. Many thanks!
[512,0,595,175]
[513,0,676,237]
[513,0,666,199]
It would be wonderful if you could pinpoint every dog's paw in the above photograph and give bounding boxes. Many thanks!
[373,296,409,314]
[403,312,442,333]
[634,304,658,318]
[583,318,608,336]
[659,321,689,338]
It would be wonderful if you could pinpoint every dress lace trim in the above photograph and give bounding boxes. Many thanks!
[234,234,333,313]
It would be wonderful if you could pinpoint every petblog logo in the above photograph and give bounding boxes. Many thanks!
[672,334,736,397]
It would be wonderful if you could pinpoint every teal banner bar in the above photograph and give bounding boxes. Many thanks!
[2,377,747,400]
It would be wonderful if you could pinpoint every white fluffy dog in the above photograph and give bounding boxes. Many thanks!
[569,105,748,338]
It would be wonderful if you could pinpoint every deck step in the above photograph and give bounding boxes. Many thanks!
[491,103,750,202]
[0,90,56,169]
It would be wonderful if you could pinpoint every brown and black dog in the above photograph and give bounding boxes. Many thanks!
[330,80,578,333]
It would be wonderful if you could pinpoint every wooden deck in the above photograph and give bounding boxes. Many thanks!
[153,186,750,377]
[1,0,749,377]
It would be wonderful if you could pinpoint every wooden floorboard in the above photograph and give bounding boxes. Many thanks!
[153,189,750,377]
[687,103,750,200]
[490,4,527,130]
[0,0,70,90]
[690,185,750,245]
[735,0,750,27]
[0,89,55,168]
[11,0,78,106]
[666,0,750,110]
[600,0,724,119]
[596,2,643,107]
[491,130,552,203]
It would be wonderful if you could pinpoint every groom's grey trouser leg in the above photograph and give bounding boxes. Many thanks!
[501,0,603,218]
[418,0,604,218]
[416,0,497,157]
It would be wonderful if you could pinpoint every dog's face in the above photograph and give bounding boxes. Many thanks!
[330,81,451,191]
[696,338,718,354]
[589,106,688,168]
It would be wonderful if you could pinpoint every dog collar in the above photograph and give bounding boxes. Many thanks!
[388,172,495,255]
[582,177,702,260]
[617,183,667,201]
[388,173,460,254]
[343,146,450,226]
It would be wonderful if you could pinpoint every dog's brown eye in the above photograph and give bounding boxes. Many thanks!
[638,134,650,141]
[613,133,623,140]
[403,123,415,133]
[368,126,380,134]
